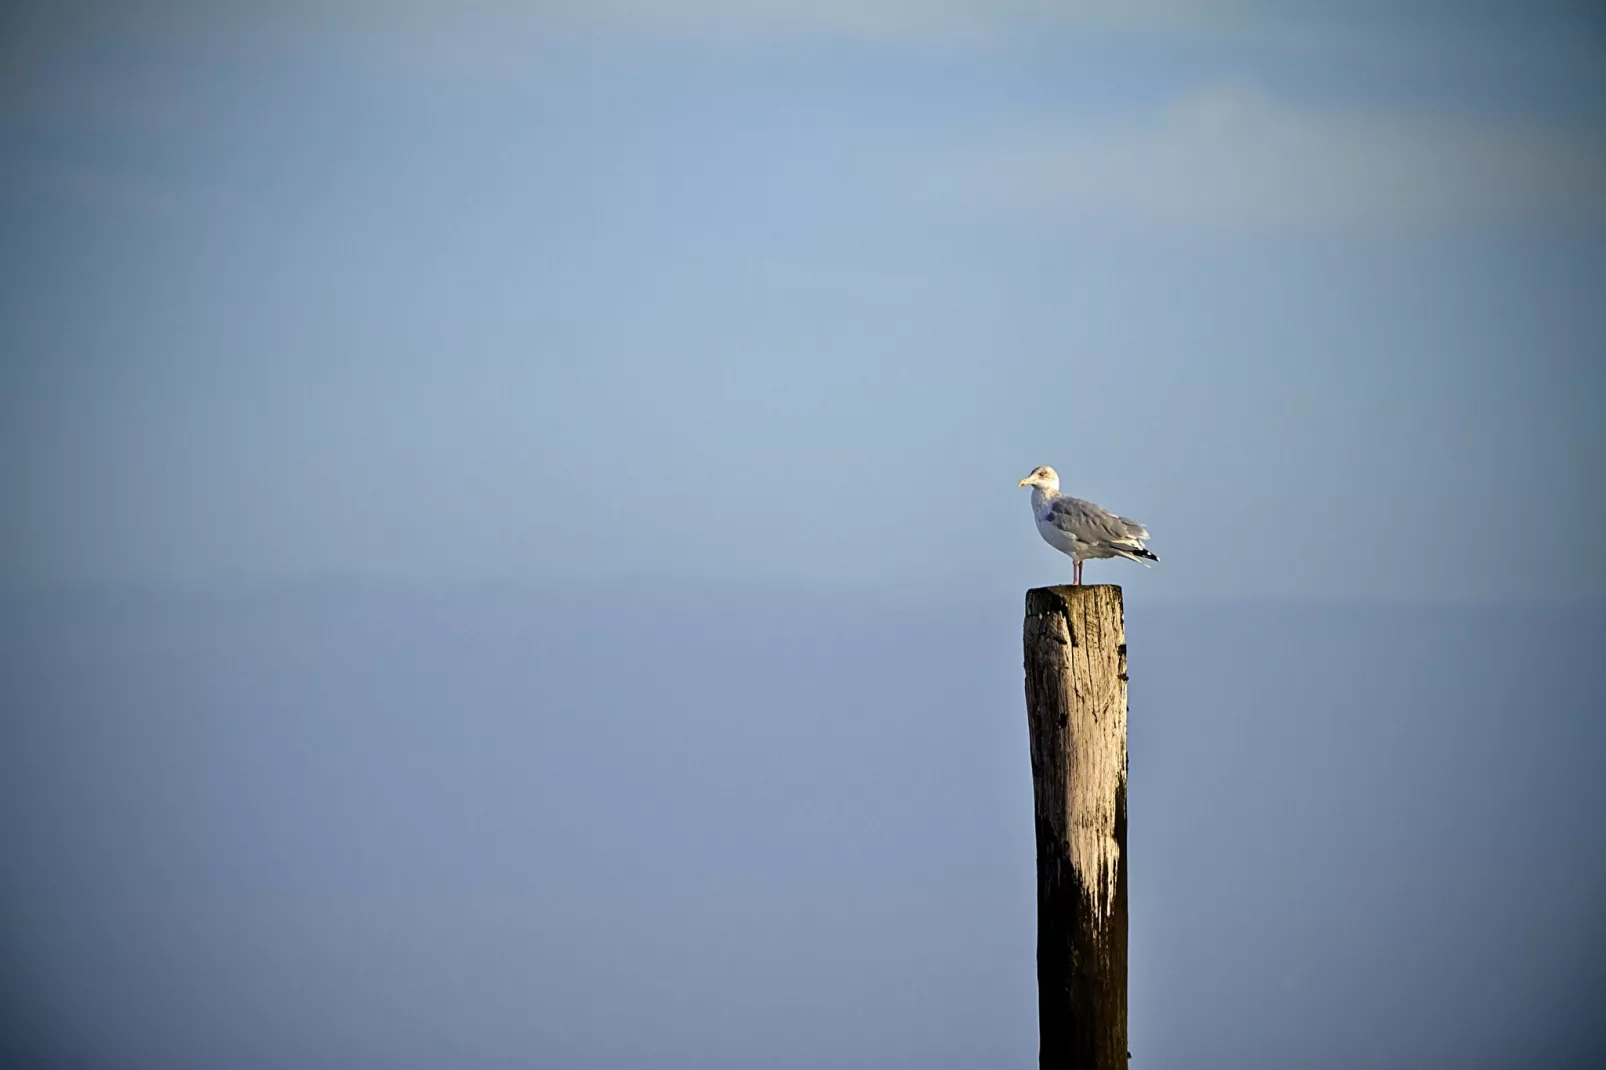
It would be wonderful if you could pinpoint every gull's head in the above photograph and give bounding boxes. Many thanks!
[1017,465,1060,491]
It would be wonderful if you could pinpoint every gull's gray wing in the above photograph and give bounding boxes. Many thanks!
[1046,496,1150,547]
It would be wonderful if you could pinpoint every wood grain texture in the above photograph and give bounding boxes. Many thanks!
[1024,584,1128,1068]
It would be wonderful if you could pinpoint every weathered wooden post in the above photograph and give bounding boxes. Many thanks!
[1023,584,1128,1068]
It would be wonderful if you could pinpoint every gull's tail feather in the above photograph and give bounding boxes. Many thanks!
[1115,545,1159,566]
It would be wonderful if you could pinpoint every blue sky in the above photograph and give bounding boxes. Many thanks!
[4,2,1604,600]
[6,10,1606,1068]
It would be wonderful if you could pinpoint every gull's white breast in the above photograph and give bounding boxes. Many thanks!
[1034,507,1078,556]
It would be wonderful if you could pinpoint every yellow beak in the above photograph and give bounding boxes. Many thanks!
[1018,478,1030,487]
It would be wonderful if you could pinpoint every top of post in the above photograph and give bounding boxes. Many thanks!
[1026,584,1124,613]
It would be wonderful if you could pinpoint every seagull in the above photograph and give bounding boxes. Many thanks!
[1018,465,1158,585]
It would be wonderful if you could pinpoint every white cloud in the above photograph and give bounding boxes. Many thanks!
[935,85,1606,233]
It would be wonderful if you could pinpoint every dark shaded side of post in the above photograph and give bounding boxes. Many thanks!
[1024,585,1129,1068]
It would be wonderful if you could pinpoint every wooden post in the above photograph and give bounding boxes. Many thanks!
[1023,584,1128,1068]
